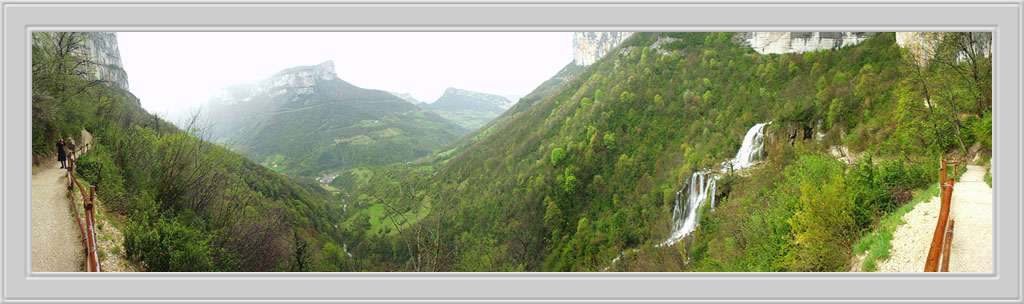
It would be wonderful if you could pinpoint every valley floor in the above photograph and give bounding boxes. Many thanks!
[872,165,993,272]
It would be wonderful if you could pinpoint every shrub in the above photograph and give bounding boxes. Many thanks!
[124,214,215,272]
[786,173,856,271]
[75,144,126,205]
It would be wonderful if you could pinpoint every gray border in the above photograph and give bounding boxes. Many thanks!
[2,0,1021,303]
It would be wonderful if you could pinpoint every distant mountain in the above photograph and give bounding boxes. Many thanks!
[429,87,514,112]
[425,87,515,130]
[202,60,466,176]
[388,91,425,106]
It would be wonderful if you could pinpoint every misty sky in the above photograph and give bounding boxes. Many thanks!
[117,32,575,117]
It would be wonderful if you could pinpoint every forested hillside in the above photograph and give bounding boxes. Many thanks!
[32,33,354,271]
[201,61,466,178]
[332,32,991,272]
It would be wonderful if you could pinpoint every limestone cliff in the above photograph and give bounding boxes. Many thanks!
[80,32,129,90]
[573,32,634,66]
[736,32,875,54]
[895,32,992,65]
[34,32,129,90]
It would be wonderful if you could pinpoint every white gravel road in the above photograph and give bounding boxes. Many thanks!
[874,165,992,272]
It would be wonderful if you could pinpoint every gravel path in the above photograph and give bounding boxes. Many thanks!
[31,156,85,272]
[874,190,941,272]
[31,129,99,272]
[874,165,992,272]
[947,165,993,272]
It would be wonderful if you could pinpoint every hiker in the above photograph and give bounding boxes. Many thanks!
[56,139,67,169]
[66,137,77,160]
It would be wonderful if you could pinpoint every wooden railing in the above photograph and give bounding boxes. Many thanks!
[924,157,964,272]
[66,143,101,272]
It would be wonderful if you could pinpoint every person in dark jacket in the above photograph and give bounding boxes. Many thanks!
[56,139,67,168]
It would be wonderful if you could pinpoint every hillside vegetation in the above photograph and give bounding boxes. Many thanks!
[33,32,355,271]
[332,32,990,272]
[202,64,466,178]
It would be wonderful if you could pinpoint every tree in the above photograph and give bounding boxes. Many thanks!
[550,148,566,166]
[32,32,104,102]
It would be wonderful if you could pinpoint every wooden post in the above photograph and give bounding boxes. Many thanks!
[67,170,89,271]
[940,220,955,272]
[925,178,954,272]
[939,157,947,185]
[87,185,101,272]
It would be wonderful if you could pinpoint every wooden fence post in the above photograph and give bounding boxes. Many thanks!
[940,220,956,272]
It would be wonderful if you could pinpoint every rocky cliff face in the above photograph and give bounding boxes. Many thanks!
[895,32,992,65]
[34,32,129,90]
[736,32,875,54]
[80,32,129,90]
[573,32,634,66]
[212,60,337,105]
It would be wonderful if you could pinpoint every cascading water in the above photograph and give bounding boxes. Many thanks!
[720,122,771,173]
[658,122,769,247]
[658,171,719,247]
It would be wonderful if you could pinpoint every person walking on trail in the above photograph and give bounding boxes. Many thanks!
[66,137,77,160]
[56,139,67,169]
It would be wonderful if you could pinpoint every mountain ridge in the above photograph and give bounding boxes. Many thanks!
[200,60,466,176]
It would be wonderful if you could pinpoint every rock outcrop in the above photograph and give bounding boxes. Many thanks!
[736,32,875,54]
[211,60,336,105]
[895,32,992,65]
[573,32,634,66]
[79,32,129,90]
[388,91,422,106]
[34,32,129,90]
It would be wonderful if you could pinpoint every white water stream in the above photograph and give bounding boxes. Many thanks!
[658,122,771,247]
[720,122,771,173]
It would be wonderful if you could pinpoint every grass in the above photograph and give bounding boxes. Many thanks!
[984,158,992,187]
[355,197,433,237]
[852,182,941,271]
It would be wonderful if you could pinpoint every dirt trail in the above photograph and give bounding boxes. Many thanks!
[946,165,993,272]
[31,148,85,272]
[873,165,992,272]
[31,129,109,272]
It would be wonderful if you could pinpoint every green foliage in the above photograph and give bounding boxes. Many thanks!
[550,148,566,166]
[75,144,126,203]
[124,214,216,272]
[603,133,616,151]
[785,165,855,271]
[984,159,992,187]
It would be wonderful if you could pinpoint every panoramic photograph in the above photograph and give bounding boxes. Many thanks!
[30,31,992,272]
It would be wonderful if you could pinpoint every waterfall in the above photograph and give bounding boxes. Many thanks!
[659,170,719,247]
[659,122,769,247]
[720,122,770,173]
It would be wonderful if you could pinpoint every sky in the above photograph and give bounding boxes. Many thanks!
[117,32,575,118]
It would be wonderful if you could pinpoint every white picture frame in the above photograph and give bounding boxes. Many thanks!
[3,0,1020,302]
